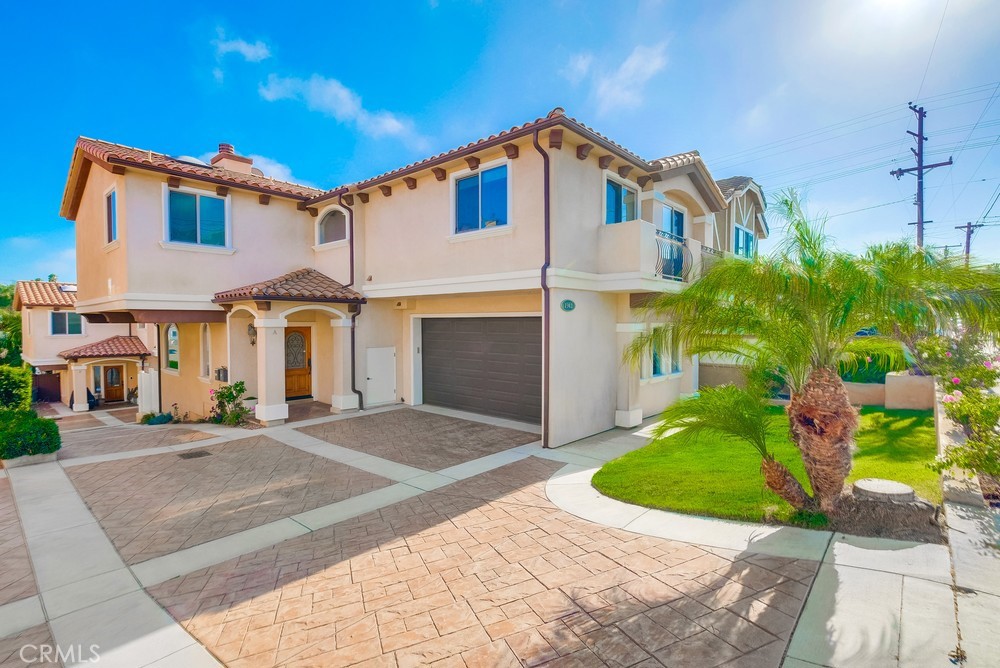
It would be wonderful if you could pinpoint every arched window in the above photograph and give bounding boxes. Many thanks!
[200,324,211,378]
[318,209,347,244]
[166,324,180,370]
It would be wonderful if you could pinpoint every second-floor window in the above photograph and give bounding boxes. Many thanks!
[106,190,117,243]
[318,210,347,244]
[606,179,637,224]
[455,164,508,233]
[51,311,83,335]
[734,226,755,258]
[168,190,226,247]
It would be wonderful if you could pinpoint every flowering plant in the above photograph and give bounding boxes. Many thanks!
[210,381,251,426]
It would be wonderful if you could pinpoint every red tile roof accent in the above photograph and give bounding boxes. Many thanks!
[14,281,77,309]
[649,150,702,171]
[309,108,655,205]
[213,268,365,304]
[75,138,323,199]
[59,335,150,360]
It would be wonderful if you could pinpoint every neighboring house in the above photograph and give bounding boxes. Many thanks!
[14,280,150,409]
[54,107,767,446]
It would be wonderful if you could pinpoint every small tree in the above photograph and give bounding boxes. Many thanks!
[0,309,22,367]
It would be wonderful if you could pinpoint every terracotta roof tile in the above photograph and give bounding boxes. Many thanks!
[716,176,755,201]
[213,268,365,304]
[14,281,77,309]
[76,138,323,199]
[648,150,702,172]
[59,335,150,360]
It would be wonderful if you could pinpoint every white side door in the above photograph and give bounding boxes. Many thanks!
[366,347,396,405]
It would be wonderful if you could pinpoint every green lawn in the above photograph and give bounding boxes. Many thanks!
[591,406,940,525]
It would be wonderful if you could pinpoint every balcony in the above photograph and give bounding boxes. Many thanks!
[598,219,705,284]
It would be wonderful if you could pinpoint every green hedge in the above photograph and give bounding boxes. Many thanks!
[0,410,61,459]
[0,366,32,412]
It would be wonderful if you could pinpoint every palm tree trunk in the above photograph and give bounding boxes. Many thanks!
[760,457,813,510]
[787,366,858,515]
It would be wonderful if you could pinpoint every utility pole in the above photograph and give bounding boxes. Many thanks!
[890,104,953,248]
[955,222,984,264]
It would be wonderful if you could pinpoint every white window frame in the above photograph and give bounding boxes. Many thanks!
[734,223,755,258]
[449,157,513,239]
[164,323,180,374]
[602,171,640,225]
[159,183,234,254]
[313,205,350,250]
[50,310,84,336]
[104,184,119,247]
[199,324,212,381]
[659,199,688,238]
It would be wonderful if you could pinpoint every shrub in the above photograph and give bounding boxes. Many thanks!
[210,381,251,426]
[0,410,60,459]
[0,366,31,412]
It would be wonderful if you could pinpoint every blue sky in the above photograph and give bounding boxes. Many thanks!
[2,0,999,282]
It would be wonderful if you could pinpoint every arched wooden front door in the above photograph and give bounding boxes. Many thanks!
[284,327,312,399]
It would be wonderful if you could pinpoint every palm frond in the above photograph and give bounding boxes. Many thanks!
[651,385,775,460]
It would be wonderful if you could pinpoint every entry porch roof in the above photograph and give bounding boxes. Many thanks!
[212,268,366,305]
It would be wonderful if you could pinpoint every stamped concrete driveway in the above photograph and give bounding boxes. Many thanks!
[1,406,819,667]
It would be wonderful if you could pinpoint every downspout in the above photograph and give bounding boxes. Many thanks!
[531,130,552,448]
[338,190,365,410]
[156,323,163,414]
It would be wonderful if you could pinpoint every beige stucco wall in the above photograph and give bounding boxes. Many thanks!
[548,287,618,445]
[121,172,316,302]
[75,167,127,305]
[845,381,886,406]
[884,372,936,410]
[158,322,227,419]
[20,306,131,366]
[361,140,544,286]
[699,364,746,389]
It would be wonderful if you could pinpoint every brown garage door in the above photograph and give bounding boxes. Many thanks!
[421,317,542,424]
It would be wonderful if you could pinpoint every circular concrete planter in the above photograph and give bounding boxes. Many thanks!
[2,452,58,468]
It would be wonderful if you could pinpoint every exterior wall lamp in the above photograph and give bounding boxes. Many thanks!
[247,323,257,346]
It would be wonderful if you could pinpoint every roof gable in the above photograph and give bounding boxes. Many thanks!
[14,281,77,310]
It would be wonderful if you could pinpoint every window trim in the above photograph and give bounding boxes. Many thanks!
[199,324,212,381]
[734,223,756,258]
[164,323,180,373]
[449,157,513,238]
[161,183,233,251]
[602,170,640,225]
[314,205,351,249]
[104,184,118,245]
[50,310,84,336]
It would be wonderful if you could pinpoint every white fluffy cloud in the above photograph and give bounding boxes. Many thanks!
[561,53,594,84]
[213,32,271,63]
[594,43,668,116]
[258,73,426,147]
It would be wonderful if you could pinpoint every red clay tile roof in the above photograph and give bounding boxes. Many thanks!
[649,150,702,171]
[309,108,655,205]
[59,335,150,360]
[213,268,365,304]
[14,281,77,309]
[75,138,324,199]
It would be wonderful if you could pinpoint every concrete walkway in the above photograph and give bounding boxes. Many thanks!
[546,420,971,668]
[5,462,221,667]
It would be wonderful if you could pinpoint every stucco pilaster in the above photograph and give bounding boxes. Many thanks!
[254,319,288,426]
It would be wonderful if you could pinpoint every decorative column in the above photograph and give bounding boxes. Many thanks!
[254,318,288,426]
[329,318,358,411]
[70,364,89,412]
[615,323,644,427]
[137,367,159,415]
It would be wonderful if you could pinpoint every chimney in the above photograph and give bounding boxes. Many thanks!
[210,142,254,174]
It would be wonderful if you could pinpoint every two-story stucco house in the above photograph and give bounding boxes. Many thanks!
[14,280,150,409]
[53,107,766,446]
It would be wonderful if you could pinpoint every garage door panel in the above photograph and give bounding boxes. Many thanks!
[421,317,542,424]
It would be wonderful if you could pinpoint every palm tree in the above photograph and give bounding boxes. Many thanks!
[628,191,1000,514]
[652,383,812,510]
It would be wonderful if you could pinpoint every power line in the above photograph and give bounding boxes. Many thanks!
[914,0,950,101]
